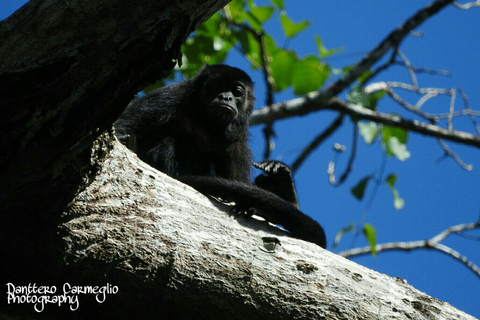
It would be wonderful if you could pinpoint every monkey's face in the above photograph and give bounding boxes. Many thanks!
[203,80,248,124]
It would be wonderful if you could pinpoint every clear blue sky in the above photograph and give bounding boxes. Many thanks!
[2,0,479,318]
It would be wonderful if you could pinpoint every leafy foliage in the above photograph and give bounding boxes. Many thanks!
[363,224,377,256]
[180,0,335,96]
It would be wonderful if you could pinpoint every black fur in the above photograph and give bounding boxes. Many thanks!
[178,175,326,247]
[254,161,299,208]
[115,64,254,182]
[114,65,326,248]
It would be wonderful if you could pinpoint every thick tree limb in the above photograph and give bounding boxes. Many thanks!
[251,97,480,148]
[0,0,230,215]
[54,139,477,319]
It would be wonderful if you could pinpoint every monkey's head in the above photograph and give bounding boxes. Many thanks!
[195,65,255,127]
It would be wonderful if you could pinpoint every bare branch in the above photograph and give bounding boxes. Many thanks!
[251,1,469,144]
[397,50,418,88]
[392,61,451,76]
[317,0,455,101]
[328,124,358,186]
[459,87,480,135]
[360,50,397,84]
[291,114,344,173]
[339,222,480,279]
[384,85,439,122]
[436,139,473,171]
[251,97,480,148]
[453,0,480,9]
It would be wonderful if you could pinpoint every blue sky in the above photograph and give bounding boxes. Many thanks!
[2,0,479,318]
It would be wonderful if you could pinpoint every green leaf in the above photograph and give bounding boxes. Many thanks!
[247,0,274,30]
[358,69,373,84]
[388,137,410,161]
[270,49,297,91]
[358,121,380,145]
[196,13,222,37]
[315,35,342,58]
[280,12,310,38]
[333,223,355,250]
[291,56,329,95]
[363,224,377,256]
[233,30,263,66]
[386,174,405,210]
[224,0,246,22]
[182,34,230,67]
[346,85,379,111]
[351,175,373,200]
[269,0,284,9]
[382,126,408,144]
[382,127,410,161]
[250,6,275,23]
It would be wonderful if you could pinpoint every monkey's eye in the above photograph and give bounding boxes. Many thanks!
[232,85,245,97]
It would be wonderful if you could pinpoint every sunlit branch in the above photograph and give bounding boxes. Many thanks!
[251,97,480,148]
[453,0,480,9]
[436,139,473,171]
[327,124,358,186]
[339,222,480,279]
[459,87,480,135]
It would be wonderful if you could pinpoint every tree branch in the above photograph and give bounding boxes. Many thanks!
[252,97,480,148]
[291,114,344,173]
[249,0,480,150]
[339,222,480,279]
[317,0,454,101]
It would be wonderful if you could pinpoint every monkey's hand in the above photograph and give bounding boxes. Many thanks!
[254,160,292,176]
[254,161,299,208]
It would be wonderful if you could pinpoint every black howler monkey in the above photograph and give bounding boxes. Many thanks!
[114,64,326,248]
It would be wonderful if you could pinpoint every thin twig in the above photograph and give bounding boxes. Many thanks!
[291,114,344,173]
[328,123,358,186]
[435,139,473,171]
[453,0,480,9]
[397,50,418,88]
[459,87,480,135]
[392,61,451,76]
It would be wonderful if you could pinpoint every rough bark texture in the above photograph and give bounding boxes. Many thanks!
[58,139,480,319]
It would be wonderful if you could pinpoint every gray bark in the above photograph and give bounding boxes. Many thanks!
[57,137,477,320]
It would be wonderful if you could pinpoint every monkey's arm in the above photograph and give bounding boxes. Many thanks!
[178,176,326,248]
[254,161,299,208]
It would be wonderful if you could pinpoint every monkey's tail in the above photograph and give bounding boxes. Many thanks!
[178,176,326,248]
